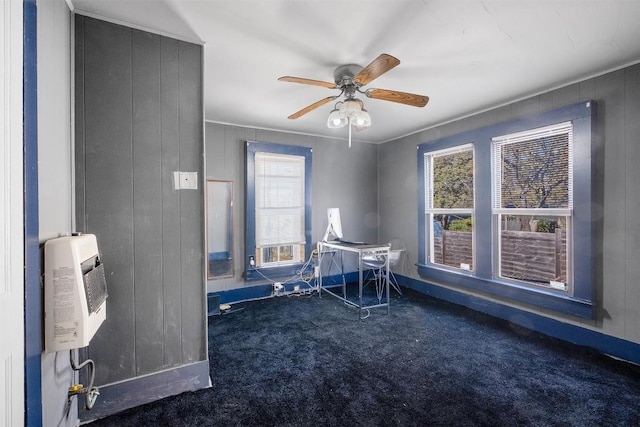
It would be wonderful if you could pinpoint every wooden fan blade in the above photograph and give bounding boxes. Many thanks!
[278,76,337,89]
[366,88,429,107]
[288,96,337,119]
[354,54,400,86]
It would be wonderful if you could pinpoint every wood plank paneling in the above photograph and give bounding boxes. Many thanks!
[578,79,596,102]
[511,97,540,120]
[81,17,136,384]
[132,29,164,376]
[74,16,86,232]
[75,16,206,388]
[204,122,382,292]
[160,37,183,369]
[205,123,225,177]
[624,65,640,342]
[596,70,626,334]
[178,41,205,362]
[551,82,580,108]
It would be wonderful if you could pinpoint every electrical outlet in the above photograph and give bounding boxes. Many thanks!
[273,282,283,294]
[249,256,255,266]
[293,285,300,293]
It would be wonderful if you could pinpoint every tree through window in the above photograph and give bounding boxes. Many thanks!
[417,101,594,317]
[425,144,474,271]
[492,122,573,291]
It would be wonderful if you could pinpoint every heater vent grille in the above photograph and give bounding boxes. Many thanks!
[83,262,108,314]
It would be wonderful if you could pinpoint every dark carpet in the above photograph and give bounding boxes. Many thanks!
[89,286,640,426]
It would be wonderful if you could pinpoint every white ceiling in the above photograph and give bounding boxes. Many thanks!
[70,0,640,143]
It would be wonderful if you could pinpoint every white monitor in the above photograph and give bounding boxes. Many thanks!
[323,208,343,241]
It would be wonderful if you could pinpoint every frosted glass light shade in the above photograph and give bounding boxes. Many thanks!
[340,99,362,115]
[327,109,348,128]
[353,109,371,127]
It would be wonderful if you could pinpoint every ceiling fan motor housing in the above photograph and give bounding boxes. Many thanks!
[333,64,363,87]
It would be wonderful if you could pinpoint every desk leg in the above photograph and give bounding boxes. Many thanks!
[317,245,323,298]
[358,253,364,320]
[341,250,346,301]
[386,254,390,315]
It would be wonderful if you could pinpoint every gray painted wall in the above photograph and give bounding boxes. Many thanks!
[35,6,639,424]
[205,123,379,293]
[74,15,207,389]
[378,64,640,346]
[37,1,76,425]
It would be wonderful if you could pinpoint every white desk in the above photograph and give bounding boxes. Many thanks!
[317,241,390,320]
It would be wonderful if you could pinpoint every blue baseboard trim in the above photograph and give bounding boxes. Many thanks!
[245,263,313,281]
[211,272,358,305]
[212,283,275,304]
[416,264,594,318]
[399,275,640,365]
[78,360,210,424]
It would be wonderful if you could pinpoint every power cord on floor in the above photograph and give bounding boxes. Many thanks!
[247,249,319,296]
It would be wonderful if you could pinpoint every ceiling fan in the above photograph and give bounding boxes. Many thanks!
[278,53,429,145]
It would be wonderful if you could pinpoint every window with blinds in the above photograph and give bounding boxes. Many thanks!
[491,122,573,291]
[417,101,594,317]
[254,152,306,266]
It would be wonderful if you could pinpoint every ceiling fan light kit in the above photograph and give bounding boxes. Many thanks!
[327,99,371,127]
[279,53,429,147]
[326,99,371,147]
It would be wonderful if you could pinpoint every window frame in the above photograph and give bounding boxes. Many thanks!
[246,141,312,280]
[417,101,595,318]
[491,122,573,292]
[424,143,476,272]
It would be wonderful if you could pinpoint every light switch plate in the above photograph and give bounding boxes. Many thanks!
[173,171,198,190]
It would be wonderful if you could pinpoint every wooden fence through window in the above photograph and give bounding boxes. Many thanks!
[433,229,567,283]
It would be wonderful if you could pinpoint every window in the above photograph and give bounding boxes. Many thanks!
[246,141,312,280]
[492,123,572,292]
[417,101,594,318]
[424,144,474,271]
[255,152,305,266]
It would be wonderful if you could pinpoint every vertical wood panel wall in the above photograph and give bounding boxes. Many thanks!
[204,124,380,293]
[378,64,640,346]
[75,15,206,390]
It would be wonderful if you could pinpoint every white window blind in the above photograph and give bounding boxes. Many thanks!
[491,121,574,290]
[492,122,573,212]
[255,152,305,247]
